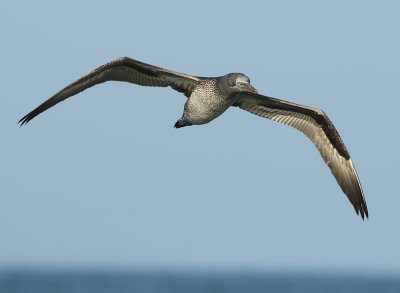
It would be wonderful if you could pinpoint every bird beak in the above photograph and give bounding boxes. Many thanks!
[241,83,258,94]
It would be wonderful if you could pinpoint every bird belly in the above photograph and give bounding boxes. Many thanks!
[184,95,233,125]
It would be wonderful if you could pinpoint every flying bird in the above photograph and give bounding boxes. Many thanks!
[19,57,368,219]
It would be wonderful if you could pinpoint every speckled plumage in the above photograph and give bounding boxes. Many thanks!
[181,77,237,125]
[19,57,368,220]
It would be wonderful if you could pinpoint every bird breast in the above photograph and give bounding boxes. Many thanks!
[184,85,236,125]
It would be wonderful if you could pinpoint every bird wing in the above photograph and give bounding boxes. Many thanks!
[233,92,368,219]
[19,57,200,125]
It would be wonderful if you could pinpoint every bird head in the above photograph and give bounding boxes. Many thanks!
[224,73,258,94]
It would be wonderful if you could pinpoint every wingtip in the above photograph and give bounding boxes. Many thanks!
[18,109,38,126]
[357,203,369,221]
[18,115,30,127]
[353,200,369,220]
[360,197,369,220]
[362,205,369,221]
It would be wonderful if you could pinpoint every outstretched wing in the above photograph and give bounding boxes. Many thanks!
[19,57,200,125]
[234,92,368,219]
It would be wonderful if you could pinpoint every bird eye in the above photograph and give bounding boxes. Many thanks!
[235,80,242,86]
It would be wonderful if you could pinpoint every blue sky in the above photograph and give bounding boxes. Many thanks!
[1,1,399,273]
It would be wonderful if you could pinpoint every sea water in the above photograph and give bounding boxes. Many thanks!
[0,269,399,293]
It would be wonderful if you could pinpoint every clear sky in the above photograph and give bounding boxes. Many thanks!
[1,0,399,274]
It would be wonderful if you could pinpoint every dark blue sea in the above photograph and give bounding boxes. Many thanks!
[0,269,399,293]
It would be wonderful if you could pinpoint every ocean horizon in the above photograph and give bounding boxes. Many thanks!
[1,268,399,293]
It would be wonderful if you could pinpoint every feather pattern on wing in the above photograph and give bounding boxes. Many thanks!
[233,92,368,219]
[19,57,200,125]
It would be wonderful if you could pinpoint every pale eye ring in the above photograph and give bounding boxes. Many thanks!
[235,80,242,86]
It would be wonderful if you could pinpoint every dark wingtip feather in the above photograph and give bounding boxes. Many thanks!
[362,202,369,220]
[18,110,36,126]
[18,114,31,126]
[351,192,368,220]
[356,200,368,221]
[18,103,49,126]
[361,196,369,220]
